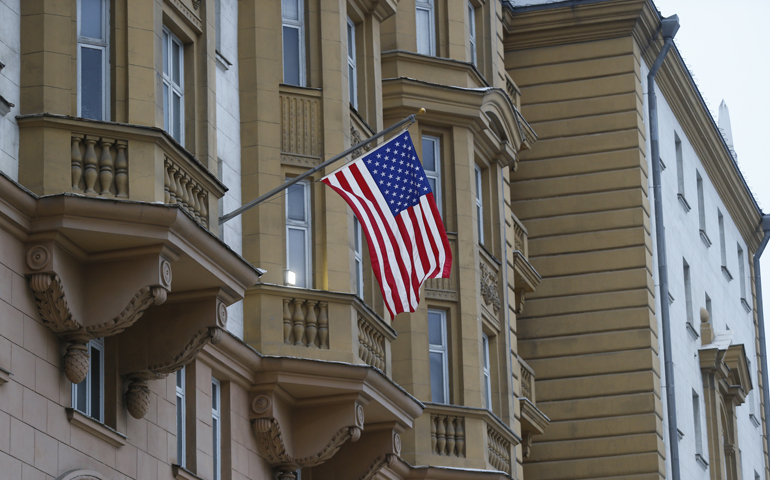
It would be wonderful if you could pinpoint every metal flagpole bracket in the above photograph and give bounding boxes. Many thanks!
[219,109,426,225]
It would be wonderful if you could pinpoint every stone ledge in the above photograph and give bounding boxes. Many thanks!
[695,453,709,469]
[66,408,127,447]
[0,366,10,385]
[172,464,204,480]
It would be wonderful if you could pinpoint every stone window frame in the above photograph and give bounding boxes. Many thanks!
[71,337,105,422]
[421,134,442,216]
[346,17,358,110]
[162,26,186,145]
[176,366,187,467]
[282,0,307,87]
[212,377,222,480]
[467,1,477,66]
[428,308,450,404]
[482,332,491,410]
[353,216,363,298]
[77,0,110,121]
[415,0,436,56]
[285,178,313,289]
[475,164,484,246]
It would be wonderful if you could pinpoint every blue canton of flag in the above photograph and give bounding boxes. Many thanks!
[364,133,432,217]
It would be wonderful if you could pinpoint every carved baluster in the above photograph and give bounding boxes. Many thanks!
[82,137,99,194]
[71,136,83,191]
[305,301,318,348]
[362,325,373,365]
[191,184,202,221]
[163,158,172,203]
[198,191,208,228]
[374,332,384,369]
[455,419,465,457]
[114,141,128,198]
[283,299,293,344]
[358,319,366,360]
[178,174,190,209]
[292,298,305,346]
[185,176,196,214]
[431,416,438,454]
[317,302,329,348]
[436,416,446,455]
[170,165,181,204]
[446,417,456,457]
[98,139,114,195]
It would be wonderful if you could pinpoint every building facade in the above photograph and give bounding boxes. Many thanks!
[0,0,766,480]
[504,1,768,480]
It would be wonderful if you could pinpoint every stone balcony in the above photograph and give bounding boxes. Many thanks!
[244,283,396,376]
[403,403,520,477]
[518,358,549,459]
[17,113,226,231]
[511,213,540,313]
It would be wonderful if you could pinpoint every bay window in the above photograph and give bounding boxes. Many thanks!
[282,0,306,86]
[78,0,109,121]
[428,309,449,403]
[162,27,185,143]
[286,180,312,288]
[416,0,436,56]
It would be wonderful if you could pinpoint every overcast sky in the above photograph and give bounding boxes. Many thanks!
[654,0,770,344]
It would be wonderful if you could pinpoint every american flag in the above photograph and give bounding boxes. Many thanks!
[322,130,452,318]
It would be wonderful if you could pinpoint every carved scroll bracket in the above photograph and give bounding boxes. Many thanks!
[251,397,365,477]
[27,245,172,384]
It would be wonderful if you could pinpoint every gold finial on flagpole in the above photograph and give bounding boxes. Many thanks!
[418,108,426,115]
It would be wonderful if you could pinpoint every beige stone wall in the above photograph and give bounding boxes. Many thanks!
[507,35,664,480]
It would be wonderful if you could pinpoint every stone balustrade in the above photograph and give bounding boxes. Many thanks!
[520,357,536,403]
[410,404,519,475]
[246,284,395,376]
[512,213,529,258]
[430,414,466,457]
[18,114,226,231]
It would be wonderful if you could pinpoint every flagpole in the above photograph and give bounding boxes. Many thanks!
[219,109,425,225]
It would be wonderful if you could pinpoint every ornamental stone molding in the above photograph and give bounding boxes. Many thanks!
[25,243,173,384]
[479,262,501,315]
[56,470,108,480]
[250,394,366,479]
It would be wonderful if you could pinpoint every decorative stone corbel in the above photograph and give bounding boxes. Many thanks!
[26,245,172,384]
[357,453,398,480]
[250,395,365,480]
[480,262,501,315]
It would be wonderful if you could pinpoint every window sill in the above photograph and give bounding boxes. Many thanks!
[699,230,712,248]
[742,298,752,313]
[678,194,691,212]
[750,413,761,428]
[668,292,674,305]
[659,157,667,171]
[66,408,127,447]
[0,366,10,385]
[677,428,684,440]
[695,453,709,469]
[721,266,733,281]
[686,322,700,341]
[172,464,204,480]
[215,50,232,71]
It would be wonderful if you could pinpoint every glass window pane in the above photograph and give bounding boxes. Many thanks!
[81,0,103,40]
[422,138,435,171]
[354,218,360,252]
[428,311,443,346]
[212,417,219,479]
[416,9,431,55]
[172,41,181,85]
[283,26,301,86]
[90,346,101,420]
[176,368,183,389]
[349,64,356,106]
[287,183,306,222]
[288,228,307,288]
[355,258,362,297]
[75,379,88,413]
[211,381,218,410]
[80,47,103,121]
[163,84,169,132]
[430,352,445,403]
[173,92,182,142]
[347,22,354,60]
[282,0,300,21]
[163,32,169,75]
[427,178,436,195]
[176,395,184,463]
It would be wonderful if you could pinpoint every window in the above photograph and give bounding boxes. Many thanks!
[697,171,709,245]
[422,136,441,214]
[428,309,449,403]
[475,165,484,245]
[78,0,109,121]
[162,27,185,143]
[482,333,491,410]
[675,133,684,194]
[748,359,760,427]
[693,390,704,459]
[72,338,104,422]
[467,2,476,66]
[415,0,436,56]
[282,0,305,86]
[354,216,363,298]
[718,211,730,279]
[286,180,311,288]
[212,378,221,480]
[684,259,693,327]
[176,367,186,467]
[738,245,747,301]
[347,19,357,109]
